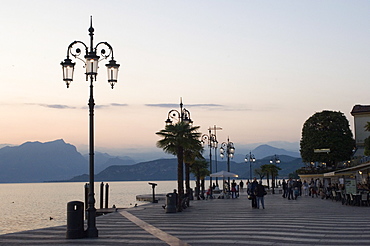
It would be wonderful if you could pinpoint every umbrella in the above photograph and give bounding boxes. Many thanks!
[210,170,238,178]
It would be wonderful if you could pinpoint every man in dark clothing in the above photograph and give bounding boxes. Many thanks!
[287,178,294,200]
[282,179,287,198]
[239,180,244,192]
[250,177,258,208]
[255,181,266,209]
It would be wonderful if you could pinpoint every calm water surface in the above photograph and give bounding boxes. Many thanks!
[0,181,177,235]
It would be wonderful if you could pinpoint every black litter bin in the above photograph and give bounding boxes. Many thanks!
[165,193,177,213]
[66,201,85,239]
[189,188,194,200]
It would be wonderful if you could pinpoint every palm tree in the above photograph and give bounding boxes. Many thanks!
[365,122,370,132]
[190,158,209,200]
[260,164,270,188]
[156,121,201,211]
[184,145,203,205]
[269,164,281,194]
[261,164,281,193]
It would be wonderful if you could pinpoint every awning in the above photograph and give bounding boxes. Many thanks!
[323,162,370,177]
[210,170,238,178]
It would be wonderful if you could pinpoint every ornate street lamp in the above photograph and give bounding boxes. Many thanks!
[201,130,217,195]
[270,154,280,194]
[220,137,235,191]
[165,98,192,125]
[245,152,256,181]
[270,154,281,165]
[61,17,120,238]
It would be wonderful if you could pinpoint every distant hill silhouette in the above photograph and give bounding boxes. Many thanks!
[69,159,178,182]
[83,152,136,173]
[232,144,300,163]
[0,140,303,183]
[69,155,303,182]
[0,139,87,183]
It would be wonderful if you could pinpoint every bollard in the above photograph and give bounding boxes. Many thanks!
[149,182,158,203]
[84,183,89,220]
[165,193,177,213]
[105,183,109,208]
[100,182,104,209]
[66,201,85,239]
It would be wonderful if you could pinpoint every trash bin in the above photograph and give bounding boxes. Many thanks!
[189,188,194,200]
[66,201,85,239]
[165,193,177,213]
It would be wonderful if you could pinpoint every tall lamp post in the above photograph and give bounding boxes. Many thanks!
[164,98,193,205]
[270,154,280,194]
[220,137,235,191]
[245,152,256,181]
[201,130,217,194]
[211,125,222,186]
[61,17,120,238]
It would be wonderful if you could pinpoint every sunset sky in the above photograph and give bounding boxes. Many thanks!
[1,1,369,156]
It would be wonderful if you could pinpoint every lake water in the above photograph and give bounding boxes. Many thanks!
[0,178,281,235]
[0,180,178,235]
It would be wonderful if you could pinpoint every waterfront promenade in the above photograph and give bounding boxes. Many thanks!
[1,191,370,245]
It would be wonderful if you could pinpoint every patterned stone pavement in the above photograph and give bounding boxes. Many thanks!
[1,191,370,245]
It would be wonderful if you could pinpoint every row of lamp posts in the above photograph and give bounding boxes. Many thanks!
[60,17,283,239]
[163,100,283,195]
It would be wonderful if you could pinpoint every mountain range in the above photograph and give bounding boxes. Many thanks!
[0,139,302,183]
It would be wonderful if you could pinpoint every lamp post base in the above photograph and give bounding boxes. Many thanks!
[86,206,98,238]
[85,227,98,238]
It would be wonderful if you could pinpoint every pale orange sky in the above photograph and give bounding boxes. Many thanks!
[0,1,369,155]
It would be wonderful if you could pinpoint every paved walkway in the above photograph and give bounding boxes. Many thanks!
[1,191,370,245]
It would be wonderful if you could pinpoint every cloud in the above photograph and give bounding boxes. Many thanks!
[145,103,254,111]
[145,103,180,108]
[34,103,128,110]
[145,103,224,108]
[110,103,128,107]
[35,104,76,109]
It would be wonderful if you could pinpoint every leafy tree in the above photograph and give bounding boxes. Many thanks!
[254,168,265,181]
[364,122,370,156]
[364,137,370,156]
[156,122,201,211]
[289,170,299,179]
[189,158,209,200]
[300,110,355,167]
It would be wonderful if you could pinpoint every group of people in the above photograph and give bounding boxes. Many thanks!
[281,178,302,200]
[207,180,241,199]
[281,178,336,200]
[246,178,267,209]
[204,178,267,209]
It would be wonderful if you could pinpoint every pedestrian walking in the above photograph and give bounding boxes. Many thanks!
[255,181,267,209]
[239,180,244,192]
[287,178,294,200]
[231,180,237,198]
[249,177,258,208]
[282,179,287,198]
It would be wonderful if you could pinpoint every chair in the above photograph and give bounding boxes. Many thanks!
[346,194,353,205]
[331,191,337,201]
[361,193,369,207]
